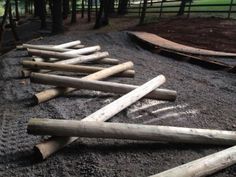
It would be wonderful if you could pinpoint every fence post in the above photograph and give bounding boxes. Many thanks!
[139,0,148,25]
[159,0,164,18]
[228,0,234,19]
[187,1,192,18]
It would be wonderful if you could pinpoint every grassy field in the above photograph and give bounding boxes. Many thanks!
[126,0,236,19]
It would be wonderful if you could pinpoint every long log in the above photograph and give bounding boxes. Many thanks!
[28,120,236,145]
[55,52,109,64]
[30,73,176,101]
[64,45,100,55]
[149,146,236,177]
[17,40,81,50]
[32,56,119,65]
[27,46,100,58]
[34,61,134,104]
[23,61,135,77]
[52,40,81,49]
[34,74,166,159]
[22,44,72,52]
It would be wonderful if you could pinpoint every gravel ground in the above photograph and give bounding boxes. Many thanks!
[0,31,236,177]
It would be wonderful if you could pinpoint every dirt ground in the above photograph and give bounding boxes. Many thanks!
[129,17,236,53]
[0,31,236,176]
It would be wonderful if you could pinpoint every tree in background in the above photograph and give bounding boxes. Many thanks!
[71,0,77,23]
[118,0,128,15]
[178,0,192,16]
[63,0,70,19]
[94,0,109,29]
[52,0,64,33]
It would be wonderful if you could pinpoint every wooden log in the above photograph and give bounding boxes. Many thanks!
[22,44,72,52]
[32,56,119,65]
[63,45,100,55]
[149,146,236,177]
[52,40,81,49]
[28,120,236,145]
[34,74,165,159]
[23,61,135,77]
[55,52,109,64]
[71,44,85,49]
[30,73,176,101]
[34,61,134,104]
[27,46,100,58]
[17,40,81,50]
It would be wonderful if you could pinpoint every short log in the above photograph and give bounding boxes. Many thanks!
[30,73,176,101]
[28,120,236,145]
[33,74,165,159]
[149,146,236,177]
[34,61,134,104]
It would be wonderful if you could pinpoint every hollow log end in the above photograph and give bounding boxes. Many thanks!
[33,145,45,161]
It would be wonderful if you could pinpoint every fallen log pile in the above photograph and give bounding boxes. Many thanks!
[19,40,236,177]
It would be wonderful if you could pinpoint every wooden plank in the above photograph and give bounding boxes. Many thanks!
[128,31,236,57]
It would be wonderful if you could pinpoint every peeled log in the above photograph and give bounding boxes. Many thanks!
[28,120,236,145]
[52,40,81,49]
[22,44,72,52]
[34,74,165,159]
[23,61,135,77]
[28,46,100,58]
[34,61,134,104]
[150,146,236,177]
[30,73,176,101]
[64,45,100,55]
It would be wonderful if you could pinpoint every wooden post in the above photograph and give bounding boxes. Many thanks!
[228,0,234,19]
[159,0,164,18]
[27,46,101,57]
[28,120,236,145]
[33,74,166,159]
[23,61,135,77]
[149,146,236,177]
[30,73,176,101]
[34,61,134,104]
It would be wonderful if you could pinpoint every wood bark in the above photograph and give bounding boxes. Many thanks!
[30,73,176,100]
[34,74,165,159]
[62,0,70,19]
[150,146,236,177]
[28,120,236,145]
[34,61,134,104]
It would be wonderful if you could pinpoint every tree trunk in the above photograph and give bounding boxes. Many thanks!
[87,0,92,22]
[118,0,128,15]
[9,3,19,41]
[71,0,77,23]
[52,0,64,34]
[63,0,70,19]
[178,0,187,16]
[38,0,47,29]
[15,0,20,20]
[81,0,85,18]
[25,0,29,14]
[94,0,109,29]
